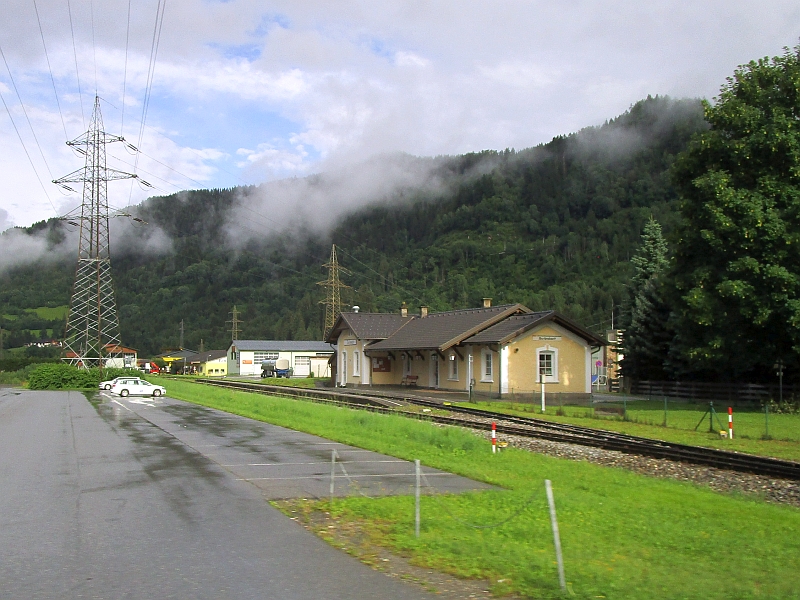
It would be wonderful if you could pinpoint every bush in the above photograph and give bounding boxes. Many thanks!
[27,364,141,390]
[0,364,37,385]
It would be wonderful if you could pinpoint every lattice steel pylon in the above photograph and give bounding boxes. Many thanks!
[317,244,351,340]
[54,96,138,367]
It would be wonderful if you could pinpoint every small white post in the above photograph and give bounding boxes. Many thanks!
[491,422,497,453]
[330,449,336,502]
[414,459,421,538]
[541,379,546,413]
[545,479,567,592]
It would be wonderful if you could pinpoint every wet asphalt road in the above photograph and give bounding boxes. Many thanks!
[0,389,487,599]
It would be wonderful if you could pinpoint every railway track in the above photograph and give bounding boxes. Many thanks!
[194,378,800,481]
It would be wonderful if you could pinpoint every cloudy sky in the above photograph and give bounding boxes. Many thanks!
[0,0,798,230]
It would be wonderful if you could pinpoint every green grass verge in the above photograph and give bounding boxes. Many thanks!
[162,378,800,600]
[464,400,800,462]
[230,376,326,388]
[29,305,69,320]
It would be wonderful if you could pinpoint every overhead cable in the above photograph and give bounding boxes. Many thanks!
[128,0,167,206]
[0,43,55,179]
[32,0,69,140]
[0,89,58,215]
[66,0,85,128]
[120,0,131,136]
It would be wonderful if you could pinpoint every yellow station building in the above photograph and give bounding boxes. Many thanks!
[326,300,605,398]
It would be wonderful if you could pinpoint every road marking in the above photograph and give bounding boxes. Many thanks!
[221,460,407,467]
[237,472,455,481]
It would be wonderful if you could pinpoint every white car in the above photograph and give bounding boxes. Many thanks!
[99,376,128,390]
[110,378,166,398]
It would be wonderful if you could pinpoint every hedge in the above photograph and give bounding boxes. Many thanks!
[27,364,141,390]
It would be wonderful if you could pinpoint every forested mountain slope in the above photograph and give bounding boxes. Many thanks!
[0,96,707,356]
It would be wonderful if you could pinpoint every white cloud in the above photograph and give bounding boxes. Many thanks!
[1,0,800,228]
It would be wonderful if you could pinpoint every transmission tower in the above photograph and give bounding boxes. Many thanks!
[317,244,351,339]
[55,96,138,367]
[227,305,241,342]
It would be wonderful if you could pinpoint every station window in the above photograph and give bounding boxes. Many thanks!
[482,350,493,382]
[448,354,458,380]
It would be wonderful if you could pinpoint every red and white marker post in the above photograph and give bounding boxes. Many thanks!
[491,422,497,453]
[728,406,733,439]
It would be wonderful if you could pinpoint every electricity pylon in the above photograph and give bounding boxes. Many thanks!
[318,244,350,339]
[227,306,241,342]
[54,96,139,367]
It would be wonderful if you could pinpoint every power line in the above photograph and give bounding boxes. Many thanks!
[32,0,69,140]
[89,0,97,93]
[120,0,131,136]
[129,0,167,205]
[0,43,55,179]
[66,0,85,128]
[0,89,58,215]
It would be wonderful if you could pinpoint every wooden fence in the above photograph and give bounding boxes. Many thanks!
[630,380,797,404]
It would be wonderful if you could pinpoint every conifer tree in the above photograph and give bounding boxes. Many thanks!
[622,219,672,380]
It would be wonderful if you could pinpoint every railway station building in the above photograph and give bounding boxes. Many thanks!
[326,300,605,397]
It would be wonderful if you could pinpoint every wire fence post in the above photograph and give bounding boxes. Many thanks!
[415,459,421,538]
[663,394,668,427]
[330,449,336,503]
[545,479,566,593]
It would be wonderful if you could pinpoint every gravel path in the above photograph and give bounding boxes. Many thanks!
[476,428,800,507]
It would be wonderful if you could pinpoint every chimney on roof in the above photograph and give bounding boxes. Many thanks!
[420,306,429,318]
[400,302,408,317]
[483,298,492,308]
[353,305,360,313]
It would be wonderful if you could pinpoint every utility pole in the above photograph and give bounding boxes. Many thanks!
[227,306,241,342]
[317,244,351,339]
[179,320,185,349]
[55,96,139,368]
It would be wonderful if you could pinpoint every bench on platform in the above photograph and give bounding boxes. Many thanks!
[401,375,419,386]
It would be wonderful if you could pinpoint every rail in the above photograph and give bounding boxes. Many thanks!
[193,379,800,481]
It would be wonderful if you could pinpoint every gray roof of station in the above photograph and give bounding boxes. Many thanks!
[230,340,334,352]
[325,312,415,343]
[462,311,606,346]
[368,304,529,352]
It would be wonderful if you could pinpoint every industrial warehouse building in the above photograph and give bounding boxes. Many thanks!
[326,300,605,397]
[226,340,335,377]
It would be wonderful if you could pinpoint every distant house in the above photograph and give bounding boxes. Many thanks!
[185,350,228,376]
[156,349,197,374]
[327,299,605,396]
[103,344,138,369]
[227,340,335,377]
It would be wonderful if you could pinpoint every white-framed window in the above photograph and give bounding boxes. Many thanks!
[254,351,279,363]
[537,348,558,383]
[353,351,360,376]
[342,352,347,383]
[482,349,493,382]
[448,353,458,380]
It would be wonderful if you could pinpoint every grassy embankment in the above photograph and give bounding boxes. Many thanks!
[220,376,325,388]
[162,378,800,600]
[464,399,800,462]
